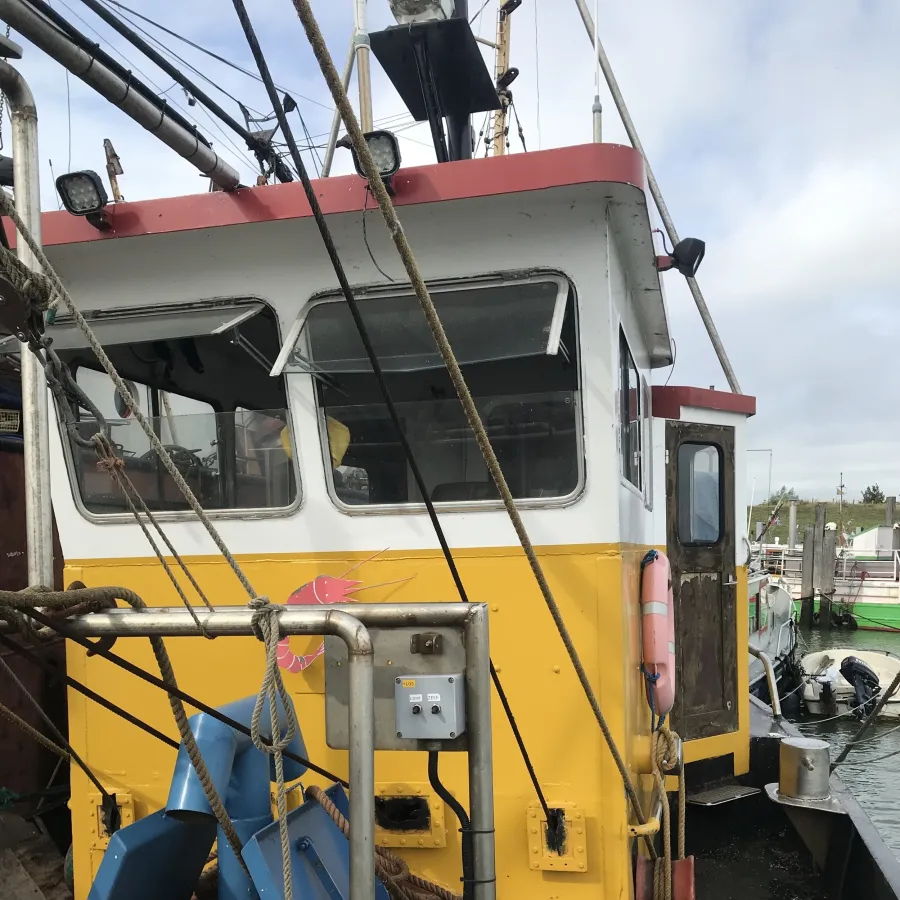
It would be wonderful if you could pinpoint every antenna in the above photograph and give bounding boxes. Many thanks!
[592,0,602,141]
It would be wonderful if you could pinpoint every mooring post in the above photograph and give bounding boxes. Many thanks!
[788,501,798,550]
[812,503,826,627]
[800,525,815,629]
[820,529,836,629]
[886,496,896,527]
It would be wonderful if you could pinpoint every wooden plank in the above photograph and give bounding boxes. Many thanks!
[800,526,815,629]
[0,847,47,900]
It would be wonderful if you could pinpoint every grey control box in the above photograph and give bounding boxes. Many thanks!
[394,673,466,741]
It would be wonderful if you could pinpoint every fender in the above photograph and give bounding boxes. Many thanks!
[641,551,676,718]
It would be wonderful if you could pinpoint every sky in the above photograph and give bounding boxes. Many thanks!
[2,0,898,502]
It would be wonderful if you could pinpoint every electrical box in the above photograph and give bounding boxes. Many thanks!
[325,626,469,751]
[395,674,466,741]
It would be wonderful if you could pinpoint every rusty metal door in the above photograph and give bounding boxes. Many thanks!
[666,421,737,740]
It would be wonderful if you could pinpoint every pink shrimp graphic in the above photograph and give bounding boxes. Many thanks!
[276,575,361,674]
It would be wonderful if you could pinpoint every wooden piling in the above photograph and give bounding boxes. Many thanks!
[820,529,836,629]
[800,525,815,629]
[812,503,826,628]
[887,496,896,527]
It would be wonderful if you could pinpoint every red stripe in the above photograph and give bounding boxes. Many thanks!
[5,143,645,248]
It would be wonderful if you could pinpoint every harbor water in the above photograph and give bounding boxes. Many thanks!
[793,626,900,859]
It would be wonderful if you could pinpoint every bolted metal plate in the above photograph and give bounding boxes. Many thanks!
[325,626,468,751]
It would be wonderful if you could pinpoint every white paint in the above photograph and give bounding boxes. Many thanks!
[44,182,672,561]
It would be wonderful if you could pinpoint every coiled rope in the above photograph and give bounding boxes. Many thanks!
[650,726,686,900]
[306,785,460,900]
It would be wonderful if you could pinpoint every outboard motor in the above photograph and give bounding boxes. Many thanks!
[840,656,881,720]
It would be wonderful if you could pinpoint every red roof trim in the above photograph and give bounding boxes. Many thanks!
[652,385,756,420]
[6,143,645,248]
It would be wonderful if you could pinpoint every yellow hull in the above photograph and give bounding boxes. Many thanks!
[65,544,749,899]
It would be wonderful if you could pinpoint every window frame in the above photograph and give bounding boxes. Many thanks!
[641,375,653,511]
[300,270,586,516]
[57,296,303,525]
[618,328,642,492]
[675,440,725,547]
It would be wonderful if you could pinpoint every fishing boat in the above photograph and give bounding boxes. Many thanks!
[0,2,899,900]
[801,650,900,720]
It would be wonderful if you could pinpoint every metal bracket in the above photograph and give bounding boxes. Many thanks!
[0,275,43,346]
[410,632,443,655]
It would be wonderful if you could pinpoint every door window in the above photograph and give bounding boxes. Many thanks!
[677,442,722,544]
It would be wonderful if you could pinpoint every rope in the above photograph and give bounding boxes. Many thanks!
[248,598,294,900]
[306,785,461,900]
[289,0,654,853]
[92,433,215,636]
[0,700,69,760]
[0,188,303,870]
[650,727,685,900]
[0,652,112,799]
[0,188,258,605]
[0,585,246,866]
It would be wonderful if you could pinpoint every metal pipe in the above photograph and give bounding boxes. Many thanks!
[748,644,782,721]
[0,0,240,190]
[322,36,356,177]
[0,61,53,587]
[465,604,496,900]
[73,0,293,183]
[592,97,602,142]
[571,0,741,394]
[348,629,375,900]
[353,0,373,132]
[55,603,475,637]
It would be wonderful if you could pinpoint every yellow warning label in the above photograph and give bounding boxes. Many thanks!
[401,679,417,688]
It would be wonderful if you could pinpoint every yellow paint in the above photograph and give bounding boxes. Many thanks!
[65,544,752,899]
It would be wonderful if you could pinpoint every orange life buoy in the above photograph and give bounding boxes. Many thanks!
[640,550,676,721]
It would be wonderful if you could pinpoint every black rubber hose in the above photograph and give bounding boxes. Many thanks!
[427,750,474,900]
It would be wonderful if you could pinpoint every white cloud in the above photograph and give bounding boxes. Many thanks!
[3,0,898,497]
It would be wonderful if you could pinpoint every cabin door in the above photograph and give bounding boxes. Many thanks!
[665,421,738,740]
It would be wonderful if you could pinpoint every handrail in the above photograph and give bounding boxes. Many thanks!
[748,644,783,723]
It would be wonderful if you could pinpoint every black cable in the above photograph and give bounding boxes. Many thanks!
[22,0,211,148]
[74,0,293,183]
[362,188,394,282]
[0,632,179,750]
[428,750,475,900]
[16,605,348,788]
[101,0,332,112]
[0,647,117,826]
[230,0,556,824]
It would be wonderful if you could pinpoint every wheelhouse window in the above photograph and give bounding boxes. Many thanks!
[677,443,722,544]
[54,300,297,514]
[285,277,580,507]
[619,329,642,489]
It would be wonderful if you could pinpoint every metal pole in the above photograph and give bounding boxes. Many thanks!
[353,0,373,132]
[348,626,375,900]
[465,604,496,900]
[591,0,602,142]
[322,36,356,177]
[0,61,53,588]
[0,0,240,190]
[447,0,472,160]
[571,0,741,393]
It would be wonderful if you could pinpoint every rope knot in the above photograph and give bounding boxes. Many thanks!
[96,456,125,473]
[249,596,280,642]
